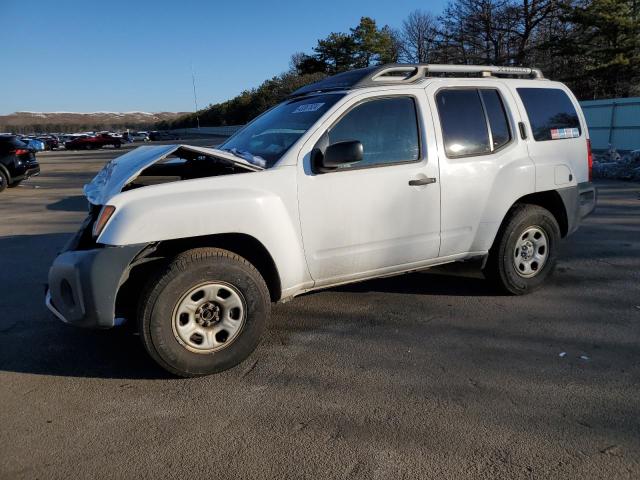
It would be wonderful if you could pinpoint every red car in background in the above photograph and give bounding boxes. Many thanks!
[65,133,122,150]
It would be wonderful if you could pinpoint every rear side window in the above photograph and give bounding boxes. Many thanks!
[436,89,512,157]
[517,88,581,141]
[329,96,420,167]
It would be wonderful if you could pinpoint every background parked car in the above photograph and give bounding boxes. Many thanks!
[148,130,180,141]
[36,135,59,150]
[131,131,150,142]
[0,135,40,192]
[59,134,84,146]
[64,133,122,150]
[19,137,46,152]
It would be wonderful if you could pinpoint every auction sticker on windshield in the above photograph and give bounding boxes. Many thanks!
[292,103,325,113]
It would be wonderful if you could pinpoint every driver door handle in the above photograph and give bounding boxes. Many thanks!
[408,177,436,186]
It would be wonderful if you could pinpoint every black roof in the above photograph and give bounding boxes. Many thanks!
[290,66,382,97]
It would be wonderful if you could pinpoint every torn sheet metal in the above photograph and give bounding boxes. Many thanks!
[83,144,263,205]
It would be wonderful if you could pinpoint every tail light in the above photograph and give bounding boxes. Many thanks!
[586,139,593,182]
[14,149,29,155]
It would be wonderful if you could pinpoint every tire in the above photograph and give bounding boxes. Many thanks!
[114,142,121,149]
[483,204,560,295]
[138,248,270,377]
[0,170,8,192]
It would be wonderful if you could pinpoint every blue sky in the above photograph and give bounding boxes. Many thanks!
[1,0,448,114]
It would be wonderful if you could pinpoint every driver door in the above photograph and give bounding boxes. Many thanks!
[297,92,441,286]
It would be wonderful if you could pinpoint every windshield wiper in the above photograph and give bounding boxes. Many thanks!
[220,148,267,168]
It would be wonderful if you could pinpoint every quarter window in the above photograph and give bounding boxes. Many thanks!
[328,97,420,167]
[517,88,581,141]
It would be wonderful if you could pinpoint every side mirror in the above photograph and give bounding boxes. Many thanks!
[313,140,363,173]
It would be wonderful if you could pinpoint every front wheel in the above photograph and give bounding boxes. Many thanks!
[483,204,560,295]
[138,248,270,377]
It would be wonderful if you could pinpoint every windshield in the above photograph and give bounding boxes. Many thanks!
[219,93,344,168]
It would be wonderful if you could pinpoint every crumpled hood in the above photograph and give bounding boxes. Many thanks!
[83,144,263,205]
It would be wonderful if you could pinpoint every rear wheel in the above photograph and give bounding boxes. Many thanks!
[0,170,8,192]
[483,204,560,295]
[138,248,270,377]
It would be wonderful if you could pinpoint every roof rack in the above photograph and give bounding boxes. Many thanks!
[290,63,544,97]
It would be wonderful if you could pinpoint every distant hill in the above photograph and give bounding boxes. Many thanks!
[0,111,187,133]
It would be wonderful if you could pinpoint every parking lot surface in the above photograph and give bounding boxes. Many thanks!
[1,146,639,479]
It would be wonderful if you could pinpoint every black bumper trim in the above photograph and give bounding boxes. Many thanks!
[12,165,40,183]
[557,181,597,236]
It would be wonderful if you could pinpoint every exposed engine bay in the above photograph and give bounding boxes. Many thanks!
[122,154,249,191]
[83,144,263,205]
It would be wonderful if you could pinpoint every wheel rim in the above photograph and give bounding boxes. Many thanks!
[513,226,549,278]
[171,282,246,354]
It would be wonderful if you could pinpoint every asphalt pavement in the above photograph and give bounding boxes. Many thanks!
[1,145,639,479]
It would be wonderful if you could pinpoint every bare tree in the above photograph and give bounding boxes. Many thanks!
[398,10,439,63]
[504,0,560,64]
[438,0,515,65]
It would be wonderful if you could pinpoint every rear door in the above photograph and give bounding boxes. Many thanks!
[425,81,535,256]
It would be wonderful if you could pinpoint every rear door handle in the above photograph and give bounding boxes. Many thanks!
[518,121,528,139]
[409,177,436,186]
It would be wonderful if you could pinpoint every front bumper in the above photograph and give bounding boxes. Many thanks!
[45,244,146,328]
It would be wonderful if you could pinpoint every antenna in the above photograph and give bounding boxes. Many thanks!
[191,62,200,129]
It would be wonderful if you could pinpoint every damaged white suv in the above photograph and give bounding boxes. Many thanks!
[46,64,596,377]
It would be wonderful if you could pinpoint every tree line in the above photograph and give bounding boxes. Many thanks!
[161,0,639,129]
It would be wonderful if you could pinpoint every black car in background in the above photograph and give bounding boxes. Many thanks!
[37,135,60,150]
[0,135,40,192]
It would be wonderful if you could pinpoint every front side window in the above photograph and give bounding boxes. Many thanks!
[220,93,344,168]
[517,88,581,141]
[328,97,420,167]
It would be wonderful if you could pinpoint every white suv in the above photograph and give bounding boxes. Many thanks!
[46,64,596,376]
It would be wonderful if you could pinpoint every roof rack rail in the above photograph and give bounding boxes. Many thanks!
[427,64,542,79]
[289,63,544,97]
